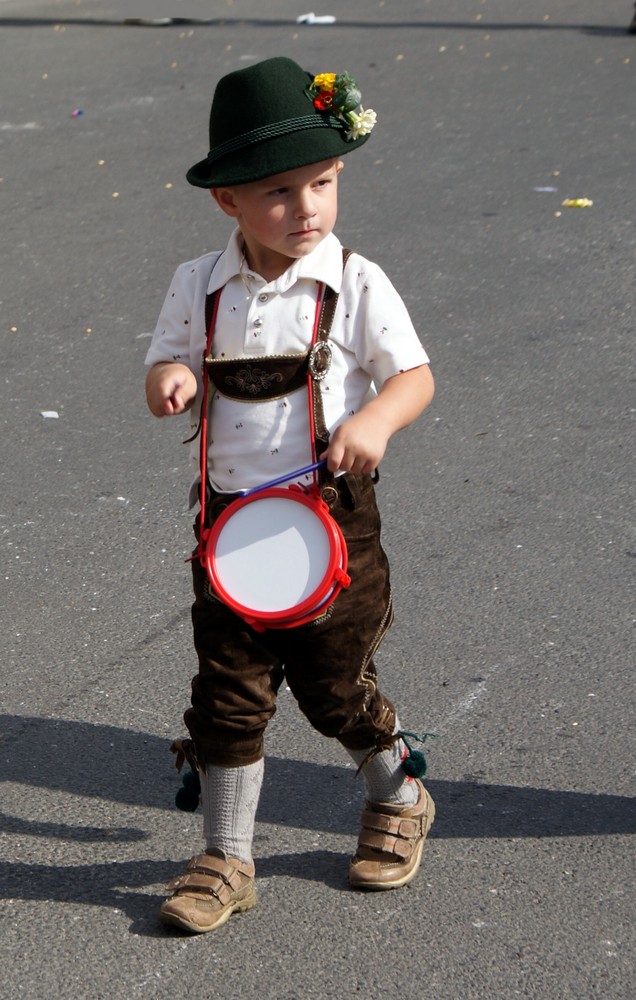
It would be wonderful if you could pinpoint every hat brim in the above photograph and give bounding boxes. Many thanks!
[186,125,370,188]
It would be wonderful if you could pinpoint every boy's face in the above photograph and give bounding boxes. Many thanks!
[211,158,344,280]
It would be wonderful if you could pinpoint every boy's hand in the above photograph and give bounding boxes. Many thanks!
[322,411,390,475]
[145,362,198,417]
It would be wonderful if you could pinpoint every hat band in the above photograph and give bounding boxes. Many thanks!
[206,114,343,164]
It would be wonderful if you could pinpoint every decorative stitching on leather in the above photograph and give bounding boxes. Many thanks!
[225,366,284,395]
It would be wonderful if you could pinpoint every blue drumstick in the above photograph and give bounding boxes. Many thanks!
[239,460,327,497]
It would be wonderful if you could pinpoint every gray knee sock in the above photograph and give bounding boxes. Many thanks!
[200,759,264,864]
[346,722,419,807]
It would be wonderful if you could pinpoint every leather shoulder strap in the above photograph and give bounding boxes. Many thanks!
[310,248,353,462]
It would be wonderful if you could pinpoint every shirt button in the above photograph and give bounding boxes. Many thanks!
[258,293,268,303]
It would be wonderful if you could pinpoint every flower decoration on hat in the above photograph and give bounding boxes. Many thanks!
[306,71,377,141]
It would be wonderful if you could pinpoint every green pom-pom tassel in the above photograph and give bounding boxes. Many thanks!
[402,748,428,778]
[175,769,201,812]
[399,731,439,779]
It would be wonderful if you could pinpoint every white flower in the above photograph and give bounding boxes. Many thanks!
[344,107,377,140]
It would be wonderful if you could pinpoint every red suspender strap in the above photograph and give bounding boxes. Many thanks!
[307,285,325,468]
[197,288,222,558]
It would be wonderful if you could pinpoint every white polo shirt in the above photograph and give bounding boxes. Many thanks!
[145,229,429,497]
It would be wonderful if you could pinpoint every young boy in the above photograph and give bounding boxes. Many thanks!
[145,56,436,934]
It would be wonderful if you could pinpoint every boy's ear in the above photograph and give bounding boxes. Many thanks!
[210,187,240,218]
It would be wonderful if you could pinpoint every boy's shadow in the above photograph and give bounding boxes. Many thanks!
[1,715,634,936]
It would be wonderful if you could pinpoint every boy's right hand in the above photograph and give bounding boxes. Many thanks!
[145,362,198,417]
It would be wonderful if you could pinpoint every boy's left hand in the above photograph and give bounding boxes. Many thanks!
[321,411,390,475]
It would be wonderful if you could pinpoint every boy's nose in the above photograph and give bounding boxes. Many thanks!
[294,190,316,218]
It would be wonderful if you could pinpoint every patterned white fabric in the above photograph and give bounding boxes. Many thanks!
[145,229,429,496]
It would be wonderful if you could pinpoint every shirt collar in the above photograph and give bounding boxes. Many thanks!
[206,228,345,295]
[206,229,243,293]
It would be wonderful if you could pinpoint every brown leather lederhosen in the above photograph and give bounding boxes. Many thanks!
[184,251,398,767]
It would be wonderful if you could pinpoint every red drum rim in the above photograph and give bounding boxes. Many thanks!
[203,487,350,630]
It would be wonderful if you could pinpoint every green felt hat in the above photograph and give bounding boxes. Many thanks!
[186,57,377,188]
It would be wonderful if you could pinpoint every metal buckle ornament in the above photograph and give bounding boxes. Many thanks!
[320,484,339,506]
[308,341,332,381]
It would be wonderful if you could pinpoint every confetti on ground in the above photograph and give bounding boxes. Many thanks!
[562,198,593,208]
[71,109,84,118]
[41,411,59,419]
[533,186,558,193]
[296,12,336,24]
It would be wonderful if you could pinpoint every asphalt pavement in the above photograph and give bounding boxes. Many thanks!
[1,1,634,998]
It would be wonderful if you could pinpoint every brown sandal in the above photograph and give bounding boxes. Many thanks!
[159,853,256,933]
[349,779,435,890]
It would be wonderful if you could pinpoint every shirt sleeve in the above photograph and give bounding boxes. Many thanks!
[339,255,430,387]
[144,263,195,369]
[144,253,223,371]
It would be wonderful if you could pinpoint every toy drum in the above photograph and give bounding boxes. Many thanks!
[203,487,350,630]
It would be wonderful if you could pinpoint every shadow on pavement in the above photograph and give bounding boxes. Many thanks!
[1,715,634,840]
[1,715,634,936]
[0,850,353,937]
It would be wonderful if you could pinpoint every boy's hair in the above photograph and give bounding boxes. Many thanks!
[187,56,376,188]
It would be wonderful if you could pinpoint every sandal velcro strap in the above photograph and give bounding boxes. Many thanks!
[168,872,232,904]
[166,854,248,902]
[356,810,426,860]
[357,829,414,859]
[360,809,425,840]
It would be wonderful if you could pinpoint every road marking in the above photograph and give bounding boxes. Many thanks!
[439,665,500,732]
[0,122,41,130]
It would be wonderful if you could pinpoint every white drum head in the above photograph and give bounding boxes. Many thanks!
[212,496,333,614]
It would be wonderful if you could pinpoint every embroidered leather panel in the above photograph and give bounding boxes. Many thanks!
[205,352,310,402]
